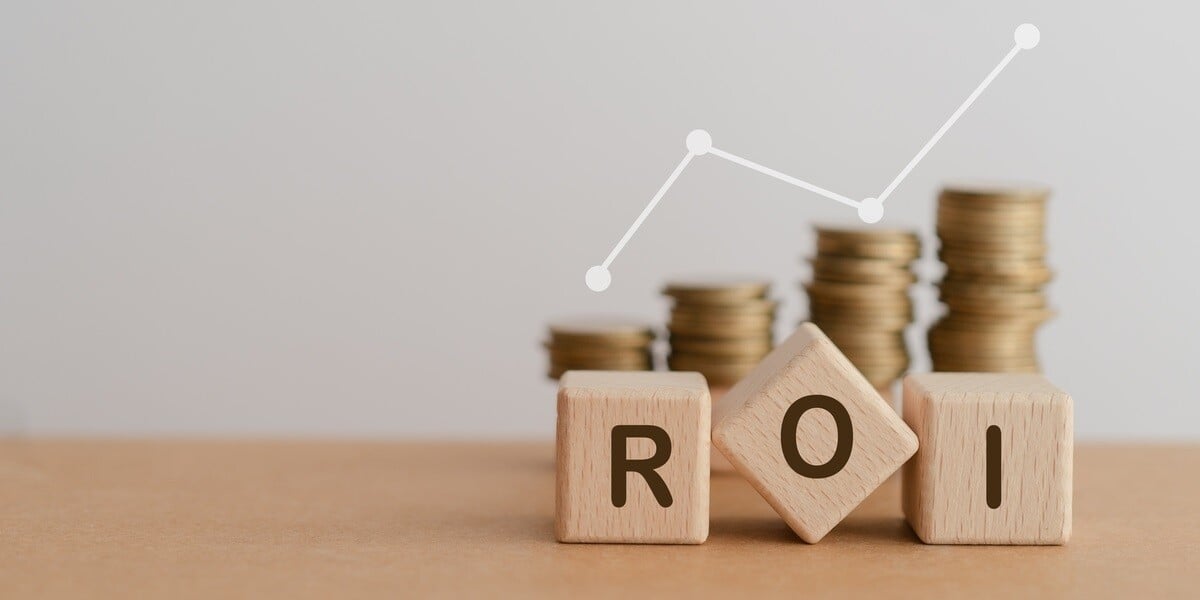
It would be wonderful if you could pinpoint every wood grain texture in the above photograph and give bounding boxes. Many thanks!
[710,383,895,473]
[0,440,1198,598]
[556,371,710,543]
[711,323,918,543]
[710,386,736,473]
[902,373,1073,544]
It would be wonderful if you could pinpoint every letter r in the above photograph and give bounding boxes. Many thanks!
[611,425,673,508]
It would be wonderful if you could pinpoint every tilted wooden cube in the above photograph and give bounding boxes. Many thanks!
[711,323,917,543]
[556,371,710,544]
[902,373,1073,545]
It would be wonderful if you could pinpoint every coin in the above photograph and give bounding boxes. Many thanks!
[543,317,656,380]
[930,183,1054,373]
[549,317,653,346]
[668,335,773,356]
[663,275,775,386]
[809,256,918,286]
[663,276,772,304]
[803,226,920,388]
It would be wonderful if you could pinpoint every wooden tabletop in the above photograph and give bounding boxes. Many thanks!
[2,440,1197,598]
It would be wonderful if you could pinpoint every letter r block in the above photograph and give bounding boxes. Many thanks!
[902,373,1073,544]
[556,371,710,544]
[712,323,918,543]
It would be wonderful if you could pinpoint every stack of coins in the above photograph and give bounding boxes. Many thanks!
[929,183,1053,373]
[543,318,655,379]
[664,276,775,386]
[803,227,921,389]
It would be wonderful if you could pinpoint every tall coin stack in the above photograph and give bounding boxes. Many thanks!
[664,277,775,387]
[543,318,655,379]
[803,227,921,389]
[929,183,1053,373]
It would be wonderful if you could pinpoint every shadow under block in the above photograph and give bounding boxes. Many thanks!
[555,370,710,544]
[711,323,918,543]
[902,373,1073,545]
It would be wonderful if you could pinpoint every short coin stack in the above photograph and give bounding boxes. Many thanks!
[803,227,920,389]
[929,183,1053,373]
[664,277,775,387]
[544,318,655,380]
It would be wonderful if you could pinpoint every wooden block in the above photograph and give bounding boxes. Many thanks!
[902,372,1073,545]
[556,370,710,544]
[710,386,737,473]
[711,323,918,543]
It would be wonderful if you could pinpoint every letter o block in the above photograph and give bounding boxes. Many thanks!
[556,371,710,544]
[902,373,1073,545]
[712,323,918,543]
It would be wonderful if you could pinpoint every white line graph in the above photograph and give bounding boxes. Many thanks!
[585,24,1040,292]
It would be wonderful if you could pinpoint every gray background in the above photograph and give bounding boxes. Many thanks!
[1,2,1195,438]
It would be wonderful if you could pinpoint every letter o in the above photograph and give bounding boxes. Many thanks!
[780,394,853,479]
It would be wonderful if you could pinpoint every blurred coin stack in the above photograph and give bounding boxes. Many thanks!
[664,277,776,387]
[543,318,655,379]
[803,227,921,389]
[929,183,1054,373]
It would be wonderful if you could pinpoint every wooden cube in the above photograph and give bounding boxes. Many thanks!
[710,386,736,473]
[556,371,710,544]
[902,373,1073,545]
[711,323,917,543]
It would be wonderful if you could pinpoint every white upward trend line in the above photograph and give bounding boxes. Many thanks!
[876,44,1023,204]
[585,24,1041,292]
[601,153,694,270]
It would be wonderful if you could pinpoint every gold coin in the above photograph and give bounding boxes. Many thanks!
[928,337,1035,357]
[941,258,1052,279]
[934,311,1055,330]
[938,201,1046,217]
[671,298,777,316]
[931,182,1053,375]
[549,353,653,368]
[940,238,1048,254]
[668,352,760,369]
[546,344,651,362]
[667,322,771,338]
[663,276,770,303]
[821,327,906,346]
[941,268,1053,287]
[669,335,773,356]
[816,236,919,261]
[548,317,654,347]
[549,362,652,379]
[666,357,757,386]
[810,311,911,331]
[815,226,920,242]
[809,256,918,286]
[672,312,772,331]
[940,294,1046,309]
[936,279,1045,298]
[806,282,913,307]
[939,181,1051,203]
[802,226,918,384]
[936,226,1044,244]
[931,362,1040,374]
[815,226,920,257]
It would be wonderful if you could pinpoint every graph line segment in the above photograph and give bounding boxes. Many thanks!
[585,24,1040,292]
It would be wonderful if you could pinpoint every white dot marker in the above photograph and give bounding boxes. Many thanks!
[1014,24,1040,50]
[857,197,884,224]
[585,265,611,292]
[686,129,712,155]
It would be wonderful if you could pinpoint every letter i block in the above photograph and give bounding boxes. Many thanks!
[902,373,1073,545]
[556,371,710,544]
[712,323,917,543]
